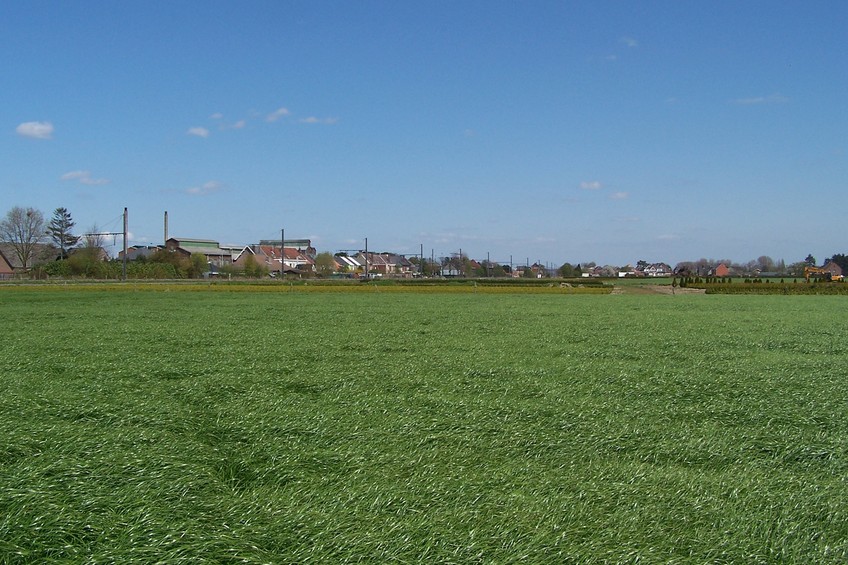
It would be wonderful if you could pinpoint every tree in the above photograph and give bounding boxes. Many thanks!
[787,262,807,277]
[442,253,469,277]
[0,206,47,271]
[48,207,80,259]
[242,254,267,278]
[188,253,208,278]
[674,261,695,276]
[757,256,775,272]
[67,224,109,277]
[559,262,577,277]
[82,224,105,250]
[314,252,337,277]
[804,254,817,267]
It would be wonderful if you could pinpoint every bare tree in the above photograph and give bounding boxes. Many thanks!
[83,224,105,250]
[0,206,47,270]
[757,255,775,272]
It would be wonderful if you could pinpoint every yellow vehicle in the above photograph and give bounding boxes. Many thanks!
[804,266,843,282]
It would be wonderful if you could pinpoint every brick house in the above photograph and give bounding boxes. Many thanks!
[0,245,14,278]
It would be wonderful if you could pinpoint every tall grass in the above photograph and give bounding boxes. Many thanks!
[0,289,846,563]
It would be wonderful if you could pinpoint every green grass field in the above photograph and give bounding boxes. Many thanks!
[1,286,846,563]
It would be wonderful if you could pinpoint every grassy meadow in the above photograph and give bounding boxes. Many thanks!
[1,285,846,563]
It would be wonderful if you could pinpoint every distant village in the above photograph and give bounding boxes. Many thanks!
[2,231,845,281]
[115,236,678,279]
[116,236,844,281]
[1,207,844,280]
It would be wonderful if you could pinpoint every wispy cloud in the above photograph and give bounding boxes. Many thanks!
[266,107,290,122]
[210,112,224,120]
[299,116,338,125]
[580,181,603,190]
[732,93,789,105]
[16,121,54,139]
[187,126,210,138]
[186,181,222,196]
[609,191,629,200]
[61,170,110,185]
[216,119,247,131]
[620,36,639,48]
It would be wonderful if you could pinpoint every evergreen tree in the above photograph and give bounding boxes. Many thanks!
[48,207,80,259]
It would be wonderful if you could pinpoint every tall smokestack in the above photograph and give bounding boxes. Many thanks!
[164,211,168,244]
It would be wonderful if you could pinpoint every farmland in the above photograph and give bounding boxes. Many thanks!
[1,286,846,563]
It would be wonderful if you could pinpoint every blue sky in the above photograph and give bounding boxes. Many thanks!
[3,1,846,267]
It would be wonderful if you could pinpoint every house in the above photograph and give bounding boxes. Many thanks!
[643,262,673,277]
[713,263,730,277]
[236,244,315,274]
[0,243,59,273]
[822,261,843,278]
[283,247,315,272]
[334,254,363,274]
[387,254,414,277]
[530,263,549,278]
[118,245,163,261]
[258,239,316,259]
[356,252,393,275]
[583,265,617,278]
[0,246,14,279]
[618,265,638,278]
[354,252,416,277]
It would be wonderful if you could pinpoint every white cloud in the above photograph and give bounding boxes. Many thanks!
[232,119,246,129]
[299,116,338,125]
[210,112,224,119]
[186,181,222,196]
[266,107,290,122]
[580,181,603,190]
[61,170,110,185]
[732,93,789,105]
[187,126,210,138]
[16,121,54,139]
[609,191,629,200]
[61,170,88,181]
[621,37,639,48]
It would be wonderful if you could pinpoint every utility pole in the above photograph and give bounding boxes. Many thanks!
[83,208,128,281]
[280,228,286,280]
[364,237,369,280]
[122,207,128,281]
